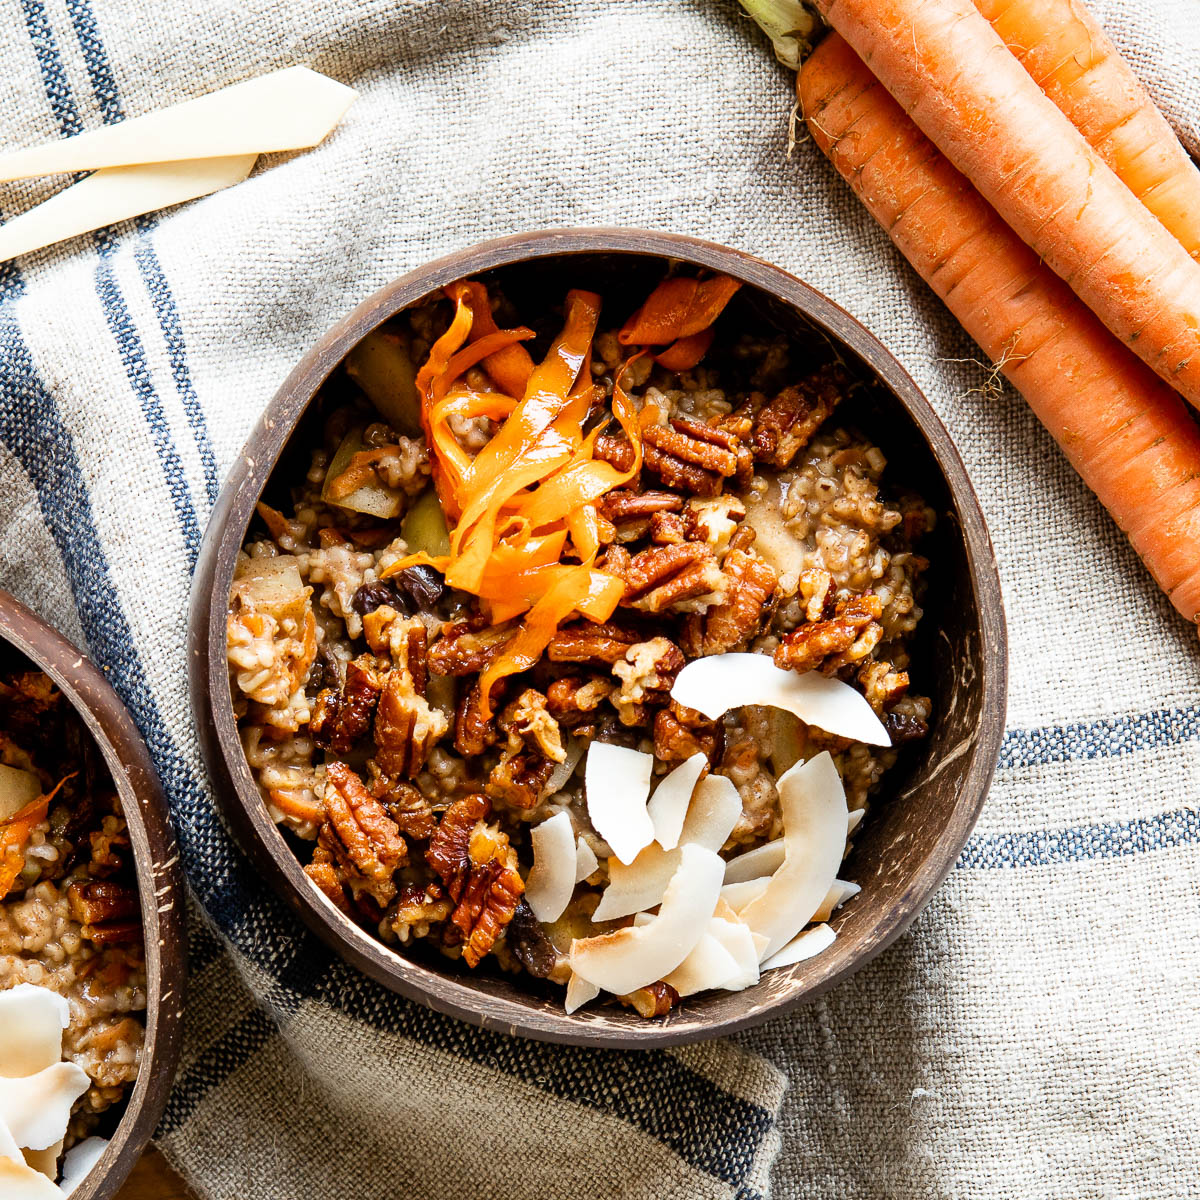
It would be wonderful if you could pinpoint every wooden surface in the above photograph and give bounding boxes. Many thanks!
[115,1150,193,1200]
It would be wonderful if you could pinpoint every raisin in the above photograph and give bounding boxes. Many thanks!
[352,580,402,615]
[394,565,445,610]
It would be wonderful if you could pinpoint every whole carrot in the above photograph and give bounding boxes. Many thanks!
[800,31,1200,625]
[813,0,1200,410]
[974,0,1200,261]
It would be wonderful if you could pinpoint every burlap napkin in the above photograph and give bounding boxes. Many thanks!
[0,0,1196,1196]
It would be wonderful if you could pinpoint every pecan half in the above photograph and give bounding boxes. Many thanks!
[310,656,382,754]
[426,794,523,967]
[619,981,680,1018]
[547,621,642,667]
[593,435,636,473]
[750,366,846,468]
[798,568,836,623]
[363,607,429,695]
[599,489,686,545]
[857,659,910,714]
[67,881,140,944]
[501,688,566,764]
[487,689,564,809]
[428,618,517,677]
[682,548,778,656]
[387,881,453,942]
[774,593,884,675]
[546,676,615,727]
[649,511,690,544]
[622,543,728,614]
[311,761,406,908]
[654,701,725,766]
[612,638,685,727]
[455,680,499,757]
[373,668,448,778]
[373,777,437,841]
[304,857,352,915]
[642,418,741,497]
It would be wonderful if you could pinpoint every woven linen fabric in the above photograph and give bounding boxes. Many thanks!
[0,0,1197,1196]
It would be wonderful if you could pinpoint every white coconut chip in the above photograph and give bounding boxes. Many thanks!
[722,838,785,885]
[0,1118,20,1161]
[58,1138,108,1196]
[0,1063,90,1152]
[569,844,725,995]
[584,742,655,865]
[574,836,599,884]
[541,736,583,800]
[720,877,770,913]
[662,925,741,997]
[738,752,848,962]
[847,808,866,835]
[671,653,890,746]
[761,922,837,970]
[591,774,741,922]
[0,986,70,1080]
[813,879,860,923]
[707,917,762,991]
[646,753,707,851]
[0,1153,62,1199]
[525,812,577,923]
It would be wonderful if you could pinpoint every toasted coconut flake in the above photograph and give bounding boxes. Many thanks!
[671,653,889,746]
[0,1062,90,1151]
[813,879,860,923]
[584,742,655,865]
[574,836,599,884]
[525,812,577,923]
[708,916,762,991]
[592,773,741,922]
[662,924,740,997]
[569,844,724,995]
[0,1152,62,1199]
[761,922,836,970]
[564,972,600,1014]
[722,838,785,885]
[646,752,706,850]
[738,752,847,961]
[0,986,69,1079]
[58,1137,108,1195]
[720,877,770,912]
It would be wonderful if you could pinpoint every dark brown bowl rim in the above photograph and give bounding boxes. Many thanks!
[0,590,186,1198]
[190,227,1007,1048]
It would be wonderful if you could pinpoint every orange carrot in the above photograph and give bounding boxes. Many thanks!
[800,32,1200,625]
[813,0,1200,409]
[974,0,1200,261]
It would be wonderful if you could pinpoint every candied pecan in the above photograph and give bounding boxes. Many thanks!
[884,710,929,744]
[599,489,683,523]
[547,621,641,667]
[67,881,140,944]
[501,689,566,764]
[303,854,352,915]
[547,676,615,726]
[593,434,636,472]
[619,981,680,1018]
[687,495,746,557]
[387,881,452,942]
[362,607,429,695]
[641,418,741,497]
[726,523,757,555]
[319,761,406,907]
[682,549,778,657]
[428,618,517,677]
[798,568,836,623]
[654,702,724,766]
[650,510,690,544]
[373,777,436,840]
[373,669,448,778]
[858,659,910,714]
[487,751,555,810]
[87,817,130,877]
[611,638,685,727]
[505,898,559,979]
[426,795,523,967]
[622,543,728,613]
[750,366,846,468]
[774,593,884,675]
[310,656,382,753]
[455,681,499,757]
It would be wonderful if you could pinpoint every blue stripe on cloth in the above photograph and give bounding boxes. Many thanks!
[959,805,1200,869]
[999,707,1200,770]
[61,0,222,508]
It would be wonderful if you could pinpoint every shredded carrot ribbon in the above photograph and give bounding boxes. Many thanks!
[0,775,72,899]
[395,273,738,714]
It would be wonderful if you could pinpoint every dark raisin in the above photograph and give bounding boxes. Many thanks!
[351,580,401,615]
[306,644,338,693]
[504,899,558,979]
[883,711,929,744]
[394,565,445,610]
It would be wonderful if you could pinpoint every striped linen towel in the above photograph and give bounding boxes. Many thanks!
[0,0,1196,1197]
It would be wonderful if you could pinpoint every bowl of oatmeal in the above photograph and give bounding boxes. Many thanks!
[0,591,185,1194]
[191,228,1006,1046]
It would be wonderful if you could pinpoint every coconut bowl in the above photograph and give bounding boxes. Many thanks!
[189,228,1007,1047]
[0,590,185,1196]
